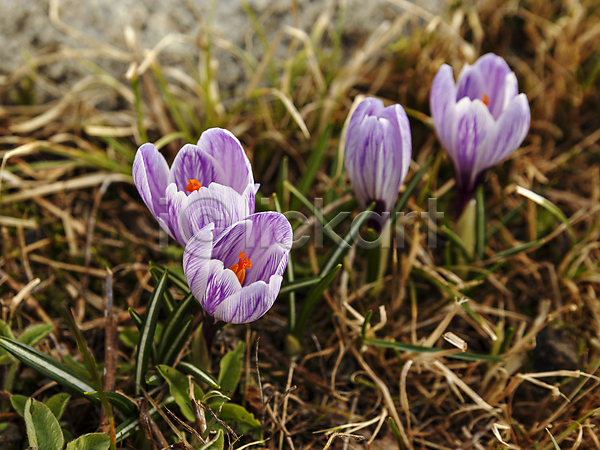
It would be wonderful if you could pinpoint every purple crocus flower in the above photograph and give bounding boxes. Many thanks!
[132,128,258,245]
[430,53,531,212]
[345,97,412,217]
[183,212,292,324]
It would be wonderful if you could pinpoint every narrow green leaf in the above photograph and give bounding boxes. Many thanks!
[515,186,575,243]
[158,293,196,362]
[279,276,321,296]
[475,186,485,260]
[390,155,435,225]
[293,264,342,340]
[488,238,545,261]
[150,264,191,295]
[363,338,503,362]
[128,308,143,330]
[161,316,194,366]
[135,271,168,394]
[0,337,96,396]
[290,125,332,211]
[388,417,403,448]
[440,224,474,263]
[546,429,561,450]
[155,131,187,151]
[150,267,175,314]
[44,393,70,421]
[24,397,64,450]
[83,392,137,417]
[66,433,111,450]
[178,361,220,389]
[217,341,246,403]
[320,202,375,276]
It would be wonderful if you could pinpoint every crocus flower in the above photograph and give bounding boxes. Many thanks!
[345,97,412,217]
[430,53,531,211]
[133,128,258,245]
[183,212,292,324]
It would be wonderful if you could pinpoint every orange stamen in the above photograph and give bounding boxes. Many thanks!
[482,93,489,106]
[186,179,202,192]
[228,251,252,285]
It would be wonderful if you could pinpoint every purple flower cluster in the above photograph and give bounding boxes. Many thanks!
[133,128,292,324]
[430,53,531,212]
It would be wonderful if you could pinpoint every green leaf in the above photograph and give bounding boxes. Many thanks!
[293,264,342,340]
[319,202,375,276]
[128,308,143,330]
[158,293,196,362]
[0,337,135,415]
[83,392,138,417]
[10,394,28,416]
[66,433,111,450]
[161,316,194,366]
[44,393,70,421]
[546,429,561,450]
[135,271,168,394]
[0,319,16,364]
[156,365,198,422]
[279,276,321,296]
[24,397,64,450]
[178,361,220,389]
[390,155,435,225]
[0,319,16,340]
[210,403,263,440]
[217,341,246,402]
[18,324,54,347]
[363,338,503,362]
[0,337,96,396]
[197,428,224,450]
[290,125,332,212]
[119,328,139,348]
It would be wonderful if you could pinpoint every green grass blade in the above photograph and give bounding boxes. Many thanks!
[290,125,332,211]
[391,155,434,225]
[363,338,502,362]
[515,186,575,243]
[279,276,322,296]
[135,271,168,394]
[293,264,342,340]
[319,202,375,276]
[488,238,545,261]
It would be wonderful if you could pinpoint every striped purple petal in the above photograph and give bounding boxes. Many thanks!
[430,64,458,153]
[430,53,531,203]
[182,223,214,304]
[132,143,172,220]
[472,93,530,182]
[183,212,292,324]
[195,128,255,196]
[345,97,412,212]
[456,53,513,120]
[450,97,494,190]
